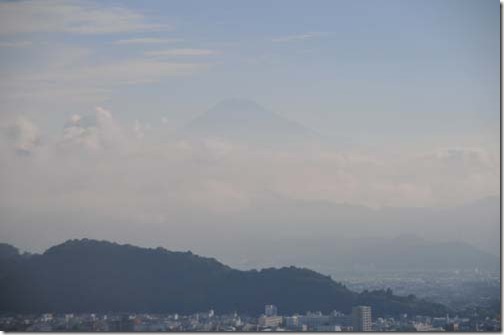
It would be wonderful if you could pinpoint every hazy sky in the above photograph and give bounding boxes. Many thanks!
[0,0,500,254]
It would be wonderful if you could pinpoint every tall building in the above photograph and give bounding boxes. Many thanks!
[284,316,299,330]
[258,315,283,328]
[298,312,333,329]
[352,306,372,331]
[265,305,278,317]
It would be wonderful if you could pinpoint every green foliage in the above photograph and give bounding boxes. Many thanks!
[0,239,448,317]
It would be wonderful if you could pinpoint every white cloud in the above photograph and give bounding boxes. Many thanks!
[133,120,151,139]
[184,179,252,214]
[0,58,211,102]
[1,43,214,104]
[0,0,170,35]
[0,107,498,257]
[0,41,33,48]
[114,38,183,45]
[271,32,328,43]
[56,59,208,84]
[0,106,498,222]
[60,107,128,151]
[145,49,219,57]
[2,116,41,154]
[0,107,498,211]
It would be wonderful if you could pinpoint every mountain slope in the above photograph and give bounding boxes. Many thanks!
[0,239,446,316]
[222,234,499,274]
[196,196,499,272]
[181,99,320,147]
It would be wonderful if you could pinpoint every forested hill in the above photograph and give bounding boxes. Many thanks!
[0,239,447,316]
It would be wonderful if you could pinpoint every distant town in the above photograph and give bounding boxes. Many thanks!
[0,304,500,332]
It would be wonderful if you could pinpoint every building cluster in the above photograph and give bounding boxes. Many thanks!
[342,269,499,311]
[0,305,500,332]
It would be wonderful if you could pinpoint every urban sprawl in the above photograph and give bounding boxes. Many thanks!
[0,305,500,332]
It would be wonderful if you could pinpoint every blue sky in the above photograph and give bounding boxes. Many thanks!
[0,0,499,145]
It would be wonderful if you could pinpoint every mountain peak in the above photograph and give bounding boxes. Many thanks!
[43,238,119,255]
[181,99,318,147]
[209,99,266,113]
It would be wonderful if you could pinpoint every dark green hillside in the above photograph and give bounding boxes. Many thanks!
[0,239,447,317]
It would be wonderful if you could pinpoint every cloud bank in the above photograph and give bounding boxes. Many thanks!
[0,107,499,258]
[0,0,170,35]
[0,108,498,213]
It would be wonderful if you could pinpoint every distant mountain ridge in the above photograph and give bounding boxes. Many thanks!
[0,239,447,317]
[191,195,499,272]
[222,234,500,275]
[181,99,322,147]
